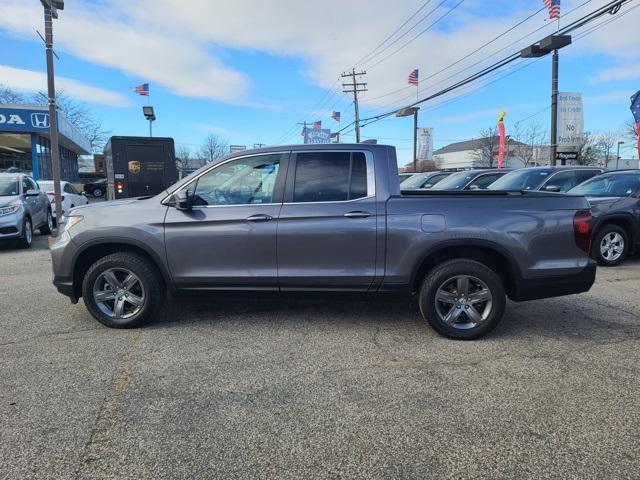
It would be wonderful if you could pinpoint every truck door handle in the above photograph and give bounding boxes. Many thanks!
[344,211,372,219]
[246,214,273,222]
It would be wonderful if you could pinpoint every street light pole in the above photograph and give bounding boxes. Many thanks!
[616,141,624,169]
[413,108,418,172]
[41,0,64,232]
[396,107,420,172]
[550,49,559,166]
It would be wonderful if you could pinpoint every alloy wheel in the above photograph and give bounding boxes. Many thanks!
[600,232,624,262]
[93,268,145,320]
[434,275,493,330]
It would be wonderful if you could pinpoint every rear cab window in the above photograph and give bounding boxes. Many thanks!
[291,151,370,203]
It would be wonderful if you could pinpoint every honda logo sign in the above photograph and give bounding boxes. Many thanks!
[31,112,50,128]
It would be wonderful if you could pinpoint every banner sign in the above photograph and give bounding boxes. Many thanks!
[416,127,433,160]
[304,128,331,144]
[229,145,247,153]
[557,92,583,151]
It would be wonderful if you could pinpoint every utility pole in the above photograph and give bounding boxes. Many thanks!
[341,69,367,143]
[40,0,64,232]
[297,121,308,143]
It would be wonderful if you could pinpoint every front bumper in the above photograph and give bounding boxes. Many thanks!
[511,259,597,302]
[0,212,22,240]
[50,230,79,303]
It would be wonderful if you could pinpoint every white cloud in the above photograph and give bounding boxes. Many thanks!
[0,65,131,107]
[440,108,499,124]
[0,0,637,111]
[590,64,640,84]
[584,90,631,105]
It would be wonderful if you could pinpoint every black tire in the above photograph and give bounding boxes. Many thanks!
[593,225,628,267]
[17,216,33,249]
[92,188,104,198]
[81,252,165,328]
[419,259,506,340]
[40,208,53,235]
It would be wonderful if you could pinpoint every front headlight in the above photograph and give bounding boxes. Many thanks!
[0,204,20,216]
[60,214,84,232]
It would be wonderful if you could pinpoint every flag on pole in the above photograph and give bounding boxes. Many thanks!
[134,83,149,96]
[630,90,640,162]
[408,69,419,86]
[331,111,341,122]
[543,0,560,20]
[497,110,507,169]
[313,121,321,129]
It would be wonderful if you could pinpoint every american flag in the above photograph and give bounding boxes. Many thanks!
[331,111,341,122]
[543,0,560,20]
[134,83,149,96]
[408,69,419,86]
[312,121,321,129]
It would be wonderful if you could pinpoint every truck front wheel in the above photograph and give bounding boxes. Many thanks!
[419,259,506,340]
[82,252,165,328]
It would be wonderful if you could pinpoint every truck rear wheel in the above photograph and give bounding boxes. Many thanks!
[82,252,165,328]
[419,259,506,340]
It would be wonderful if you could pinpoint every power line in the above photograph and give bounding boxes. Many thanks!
[352,0,436,68]
[366,0,467,70]
[351,0,632,133]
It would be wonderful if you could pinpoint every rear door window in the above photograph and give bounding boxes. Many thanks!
[467,174,499,190]
[293,152,369,203]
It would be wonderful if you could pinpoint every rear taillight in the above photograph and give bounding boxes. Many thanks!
[116,181,124,194]
[573,209,592,254]
[47,191,64,202]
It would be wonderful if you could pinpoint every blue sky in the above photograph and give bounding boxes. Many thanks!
[0,0,639,165]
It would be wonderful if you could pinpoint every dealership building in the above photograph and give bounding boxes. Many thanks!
[0,104,91,181]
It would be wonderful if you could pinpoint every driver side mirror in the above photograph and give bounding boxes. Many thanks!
[172,189,192,211]
[544,185,561,193]
[25,189,40,197]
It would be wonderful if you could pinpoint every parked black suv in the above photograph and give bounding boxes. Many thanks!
[569,170,640,266]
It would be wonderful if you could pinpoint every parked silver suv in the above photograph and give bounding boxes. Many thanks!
[0,173,53,248]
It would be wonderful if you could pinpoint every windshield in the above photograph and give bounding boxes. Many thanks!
[431,171,476,190]
[0,177,19,196]
[569,174,640,197]
[401,173,429,189]
[488,169,551,190]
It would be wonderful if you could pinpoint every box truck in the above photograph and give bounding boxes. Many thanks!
[104,136,177,199]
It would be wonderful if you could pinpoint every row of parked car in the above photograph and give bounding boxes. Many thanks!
[0,172,90,248]
[400,166,640,266]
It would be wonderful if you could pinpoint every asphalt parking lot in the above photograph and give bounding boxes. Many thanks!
[1,234,639,480]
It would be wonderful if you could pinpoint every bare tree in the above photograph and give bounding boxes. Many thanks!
[0,85,109,153]
[43,93,110,153]
[470,126,499,168]
[176,145,192,168]
[511,122,547,167]
[623,119,638,145]
[596,131,618,168]
[0,85,26,104]
[200,134,228,163]
[575,132,603,165]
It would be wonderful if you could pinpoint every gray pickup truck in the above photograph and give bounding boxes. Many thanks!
[51,144,596,339]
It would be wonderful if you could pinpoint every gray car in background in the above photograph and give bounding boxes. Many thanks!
[430,168,511,190]
[0,173,52,248]
[400,171,452,190]
[488,166,604,193]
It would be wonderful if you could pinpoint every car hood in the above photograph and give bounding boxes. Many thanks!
[0,195,20,207]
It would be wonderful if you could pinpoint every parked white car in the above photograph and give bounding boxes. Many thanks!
[38,180,89,220]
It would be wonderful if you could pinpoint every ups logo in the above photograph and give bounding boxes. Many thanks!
[128,160,141,174]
